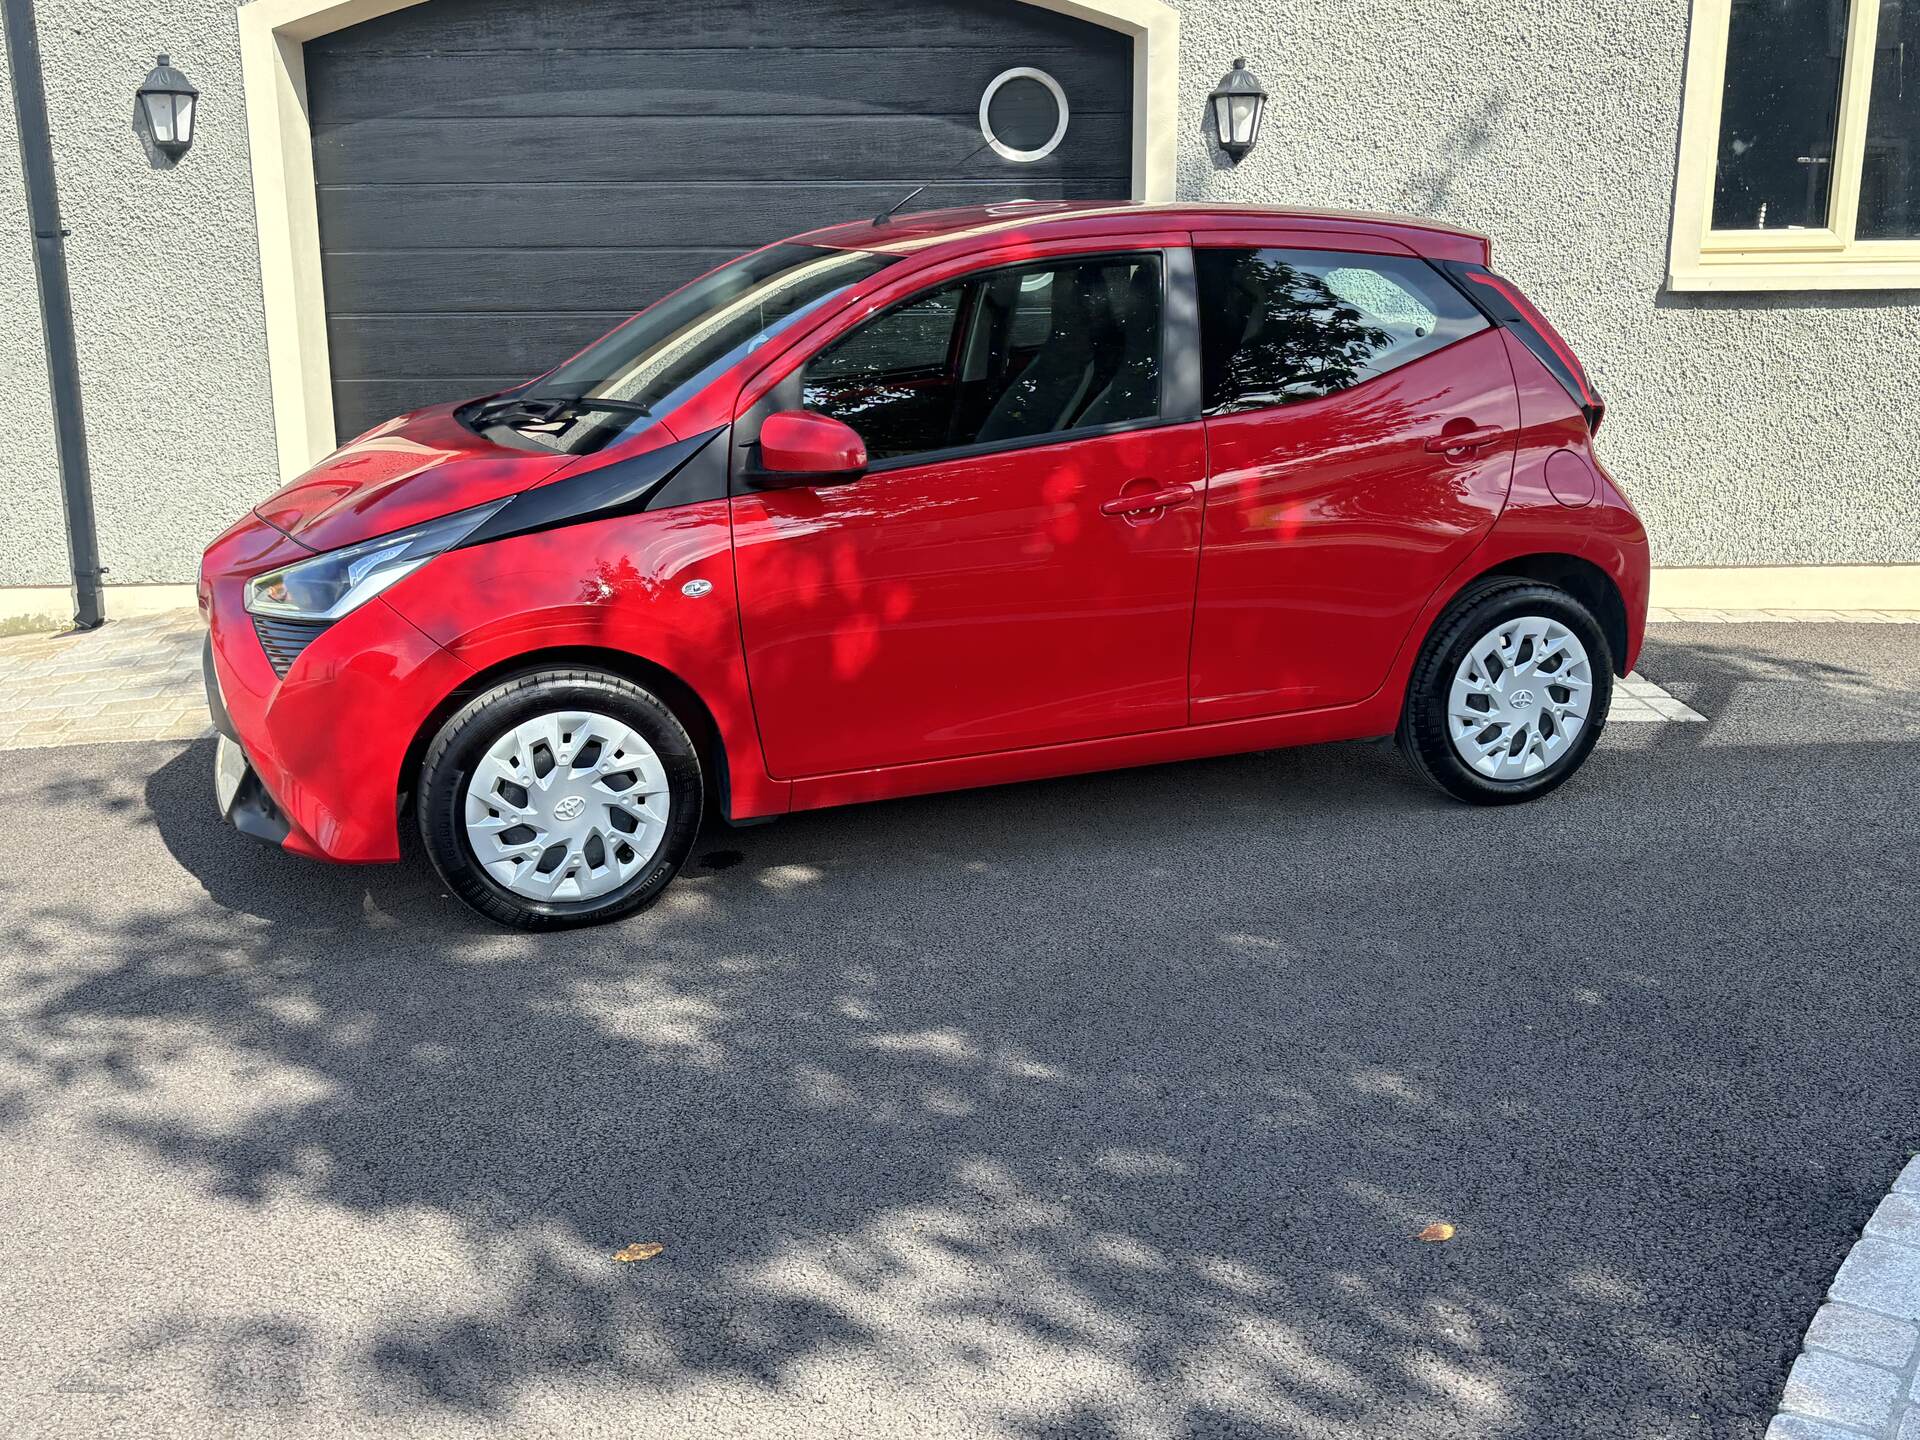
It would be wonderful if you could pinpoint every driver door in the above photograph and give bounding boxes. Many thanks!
[729,247,1206,780]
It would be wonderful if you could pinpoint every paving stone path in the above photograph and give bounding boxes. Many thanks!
[1769,1159,1920,1440]
[0,610,211,751]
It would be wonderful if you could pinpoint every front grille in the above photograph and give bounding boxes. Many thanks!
[253,615,330,677]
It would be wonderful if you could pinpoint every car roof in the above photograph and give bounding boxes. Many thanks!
[798,199,1492,265]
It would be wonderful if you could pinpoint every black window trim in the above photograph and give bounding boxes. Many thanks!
[734,246,1202,487]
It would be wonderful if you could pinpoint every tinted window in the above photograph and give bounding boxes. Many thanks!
[806,289,964,381]
[1196,248,1484,415]
[1858,0,1920,239]
[801,255,1163,465]
[1712,0,1843,231]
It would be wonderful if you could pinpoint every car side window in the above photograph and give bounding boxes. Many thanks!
[804,288,964,382]
[1195,248,1485,415]
[797,287,968,462]
[800,254,1164,466]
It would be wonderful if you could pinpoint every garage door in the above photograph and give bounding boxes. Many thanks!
[304,0,1134,443]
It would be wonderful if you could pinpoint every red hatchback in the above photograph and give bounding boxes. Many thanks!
[201,201,1648,929]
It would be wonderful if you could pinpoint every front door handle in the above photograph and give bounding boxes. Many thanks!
[1101,483,1196,518]
[1425,425,1506,454]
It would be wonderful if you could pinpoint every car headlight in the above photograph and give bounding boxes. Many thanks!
[244,500,507,623]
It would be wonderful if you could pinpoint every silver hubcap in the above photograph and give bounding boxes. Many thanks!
[463,711,670,902]
[1447,615,1595,781]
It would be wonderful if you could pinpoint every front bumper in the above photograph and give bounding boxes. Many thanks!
[205,632,293,848]
[201,506,477,863]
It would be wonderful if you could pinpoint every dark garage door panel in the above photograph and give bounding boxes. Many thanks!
[315,180,1132,254]
[311,114,1131,186]
[306,45,1131,122]
[318,246,744,315]
[308,0,1119,58]
[306,0,1133,442]
[327,312,632,380]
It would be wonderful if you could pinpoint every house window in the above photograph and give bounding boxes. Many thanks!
[1671,0,1920,289]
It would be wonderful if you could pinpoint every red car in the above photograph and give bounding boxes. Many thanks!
[201,201,1647,929]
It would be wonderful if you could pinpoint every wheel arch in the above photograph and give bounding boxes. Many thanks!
[1460,552,1630,676]
[398,646,736,825]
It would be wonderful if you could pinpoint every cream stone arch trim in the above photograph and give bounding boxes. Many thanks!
[237,0,1180,478]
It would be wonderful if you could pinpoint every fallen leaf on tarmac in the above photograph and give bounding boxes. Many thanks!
[614,1242,665,1262]
[1417,1223,1456,1243]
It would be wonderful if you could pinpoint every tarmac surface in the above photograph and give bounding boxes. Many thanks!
[1,621,1915,1438]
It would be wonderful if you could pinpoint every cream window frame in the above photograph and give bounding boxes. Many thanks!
[1669,0,1920,290]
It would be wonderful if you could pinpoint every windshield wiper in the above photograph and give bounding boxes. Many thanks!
[475,393,651,426]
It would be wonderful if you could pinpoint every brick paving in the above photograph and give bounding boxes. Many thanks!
[1768,1158,1920,1440]
[1614,669,1707,723]
[0,610,211,751]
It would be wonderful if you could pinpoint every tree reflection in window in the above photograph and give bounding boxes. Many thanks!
[1200,255,1390,412]
[1197,249,1484,415]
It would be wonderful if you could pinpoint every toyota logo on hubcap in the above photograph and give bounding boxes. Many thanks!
[1508,689,1536,710]
[553,796,586,821]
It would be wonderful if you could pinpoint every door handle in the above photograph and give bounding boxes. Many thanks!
[1425,425,1506,454]
[1101,483,1196,517]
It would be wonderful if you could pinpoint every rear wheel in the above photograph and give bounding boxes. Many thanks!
[1398,580,1613,805]
[418,670,703,929]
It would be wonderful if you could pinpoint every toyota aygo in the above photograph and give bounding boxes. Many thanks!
[201,201,1648,929]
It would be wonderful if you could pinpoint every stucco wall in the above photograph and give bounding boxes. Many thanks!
[0,31,73,588]
[1,0,277,587]
[2,0,1916,586]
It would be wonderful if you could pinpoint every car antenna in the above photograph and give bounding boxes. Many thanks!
[871,184,927,227]
[872,134,1002,226]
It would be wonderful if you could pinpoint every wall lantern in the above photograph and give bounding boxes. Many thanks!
[1209,57,1267,163]
[136,54,199,160]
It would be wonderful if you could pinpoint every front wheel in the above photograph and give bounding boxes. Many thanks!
[1398,579,1614,805]
[417,669,704,929]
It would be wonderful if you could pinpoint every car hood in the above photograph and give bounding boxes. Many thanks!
[253,403,578,553]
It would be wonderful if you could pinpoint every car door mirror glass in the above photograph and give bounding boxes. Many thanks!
[750,410,869,488]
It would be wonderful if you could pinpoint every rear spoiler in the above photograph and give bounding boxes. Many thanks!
[1440,262,1605,433]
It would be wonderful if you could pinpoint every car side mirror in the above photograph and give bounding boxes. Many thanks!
[747,410,867,489]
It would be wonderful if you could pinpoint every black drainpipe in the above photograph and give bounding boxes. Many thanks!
[3,0,106,629]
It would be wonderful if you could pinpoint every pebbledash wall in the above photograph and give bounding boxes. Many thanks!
[2,0,1917,607]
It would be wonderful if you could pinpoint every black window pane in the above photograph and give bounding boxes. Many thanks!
[800,284,967,462]
[968,258,1161,445]
[801,255,1162,466]
[1195,249,1485,415]
[1712,0,1848,231]
[1858,0,1920,237]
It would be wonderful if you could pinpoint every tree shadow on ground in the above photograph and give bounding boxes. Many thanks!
[2,633,1916,1436]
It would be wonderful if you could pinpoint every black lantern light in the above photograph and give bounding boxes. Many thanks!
[1209,57,1267,163]
[136,54,199,160]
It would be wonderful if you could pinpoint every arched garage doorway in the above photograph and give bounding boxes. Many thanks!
[238,0,1179,468]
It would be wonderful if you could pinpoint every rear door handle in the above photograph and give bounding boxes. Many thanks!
[1101,484,1196,517]
[1425,425,1506,453]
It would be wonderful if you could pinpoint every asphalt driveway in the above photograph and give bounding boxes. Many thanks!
[1,622,1915,1439]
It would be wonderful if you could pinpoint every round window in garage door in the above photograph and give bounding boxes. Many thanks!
[979,67,1070,161]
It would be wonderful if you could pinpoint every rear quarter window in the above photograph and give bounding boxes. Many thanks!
[1196,248,1486,415]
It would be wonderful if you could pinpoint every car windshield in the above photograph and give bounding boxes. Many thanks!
[473,243,900,455]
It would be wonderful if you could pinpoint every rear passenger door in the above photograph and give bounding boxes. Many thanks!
[1187,241,1520,721]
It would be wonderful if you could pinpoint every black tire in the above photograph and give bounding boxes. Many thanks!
[1397,578,1614,806]
[417,669,704,929]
